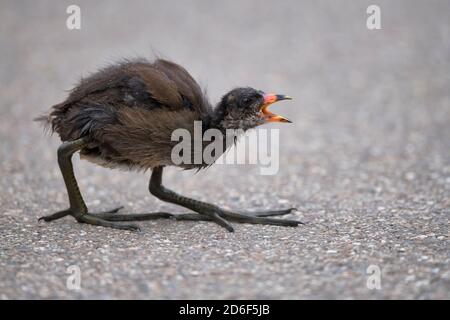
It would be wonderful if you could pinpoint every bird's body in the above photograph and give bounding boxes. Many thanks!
[37,57,301,232]
[45,58,216,170]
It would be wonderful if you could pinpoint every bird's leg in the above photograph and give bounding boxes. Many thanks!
[147,166,302,232]
[149,166,235,231]
[38,138,139,231]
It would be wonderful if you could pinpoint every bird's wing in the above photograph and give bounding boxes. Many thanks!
[44,58,211,140]
[56,58,209,113]
[61,59,181,108]
[152,58,211,114]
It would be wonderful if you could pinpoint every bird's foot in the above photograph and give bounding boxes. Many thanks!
[186,206,301,231]
[90,207,302,232]
[40,205,302,232]
[39,206,140,231]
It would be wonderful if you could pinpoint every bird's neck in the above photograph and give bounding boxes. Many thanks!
[206,103,228,132]
[207,103,252,132]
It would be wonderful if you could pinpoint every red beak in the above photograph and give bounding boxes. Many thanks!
[260,94,292,123]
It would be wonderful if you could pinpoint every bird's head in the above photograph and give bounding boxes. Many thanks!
[214,87,292,131]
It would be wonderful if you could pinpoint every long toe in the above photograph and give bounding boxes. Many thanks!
[171,213,212,221]
[116,223,141,231]
[221,211,302,227]
[89,212,214,225]
[78,214,141,231]
[92,206,125,214]
[246,207,298,217]
[91,212,174,221]
[245,217,301,227]
[38,209,71,222]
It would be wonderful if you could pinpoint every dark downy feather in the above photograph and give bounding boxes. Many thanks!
[36,58,218,171]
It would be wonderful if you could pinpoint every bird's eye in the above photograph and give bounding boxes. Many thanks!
[243,97,253,105]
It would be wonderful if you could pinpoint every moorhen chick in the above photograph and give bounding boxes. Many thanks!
[36,58,301,232]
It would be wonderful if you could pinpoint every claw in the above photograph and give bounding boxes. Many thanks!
[38,209,71,223]
[93,205,124,214]
[127,225,141,232]
[107,206,124,213]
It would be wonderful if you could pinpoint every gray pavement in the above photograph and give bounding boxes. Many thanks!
[0,0,449,299]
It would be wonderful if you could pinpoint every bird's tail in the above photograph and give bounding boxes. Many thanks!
[33,112,53,134]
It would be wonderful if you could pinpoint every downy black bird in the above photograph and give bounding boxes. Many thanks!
[36,58,302,232]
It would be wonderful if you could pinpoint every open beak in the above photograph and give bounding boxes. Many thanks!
[260,94,292,123]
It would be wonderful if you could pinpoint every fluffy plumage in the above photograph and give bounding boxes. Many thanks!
[37,58,282,171]
[35,58,300,232]
[38,58,216,170]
